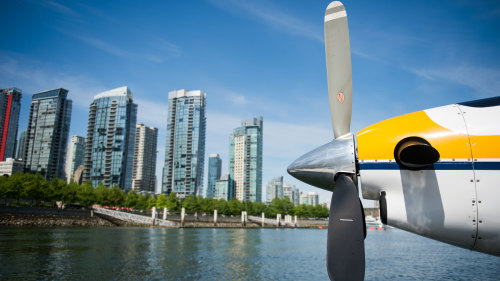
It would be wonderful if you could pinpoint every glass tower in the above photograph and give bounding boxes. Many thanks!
[214,174,231,200]
[229,117,263,202]
[283,184,300,206]
[0,88,22,161]
[16,130,26,160]
[162,89,206,198]
[83,86,137,190]
[24,88,72,180]
[266,176,283,203]
[65,135,86,183]
[132,123,158,193]
[206,153,221,198]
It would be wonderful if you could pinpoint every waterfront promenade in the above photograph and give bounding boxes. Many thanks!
[0,206,329,228]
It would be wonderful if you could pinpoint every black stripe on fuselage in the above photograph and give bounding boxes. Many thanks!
[458,96,500,108]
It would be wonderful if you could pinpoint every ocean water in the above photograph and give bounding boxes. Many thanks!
[0,227,499,280]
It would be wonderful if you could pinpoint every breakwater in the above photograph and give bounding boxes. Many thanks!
[0,206,115,227]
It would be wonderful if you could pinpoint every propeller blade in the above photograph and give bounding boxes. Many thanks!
[327,174,365,281]
[325,1,352,139]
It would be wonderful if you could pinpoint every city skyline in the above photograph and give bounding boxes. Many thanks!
[1,1,499,203]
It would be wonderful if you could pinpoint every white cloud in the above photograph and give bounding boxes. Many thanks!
[208,0,322,42]
[43,0,80,18]
[410,64,500,98]
[134,98,168,129]
[0,53,104,108]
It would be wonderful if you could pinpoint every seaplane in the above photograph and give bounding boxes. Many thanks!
[287,1,500,280]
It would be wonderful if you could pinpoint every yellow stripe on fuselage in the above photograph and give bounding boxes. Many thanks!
[357,110,471,160]
[357,110,500,161]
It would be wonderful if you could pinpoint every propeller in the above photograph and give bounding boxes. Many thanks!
[325,1,352,139]
[287,2,365,280]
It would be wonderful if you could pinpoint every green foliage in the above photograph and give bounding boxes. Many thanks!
[228,198,244,216]
[200,197,215,214]
[125,190,139,207]
[166,192,180,212]
[182,194,199,213]
[214,199,228,215]
[136,193,148,210]
[77,181,96,206]
[147,195,157,209]
[108,186,125,206]
[156,194,168,209]
[0,172,330,218]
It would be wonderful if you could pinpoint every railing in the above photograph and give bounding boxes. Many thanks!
[93,208,179,227]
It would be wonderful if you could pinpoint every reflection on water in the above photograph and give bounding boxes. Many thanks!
[0,227,499,280]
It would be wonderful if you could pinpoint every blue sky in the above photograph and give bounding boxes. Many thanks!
[1,0,499,204]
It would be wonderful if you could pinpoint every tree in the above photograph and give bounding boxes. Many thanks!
[250,201,267,216]
[156,194,168,209]
[95,183,111,206]
[76,181,96,207]
[125,191,139,208]
[0,175,8,203]
[228,198,243,216]
[108,186,125,206]
[4,172,24,203]
[214,199,228,215]
[295,204,310,218]
[200,197,215,214]
[62,182,79,204]
[166,192,180,212]
[136,193,148,210]
[147,195,157,210]
[182,194,198,213]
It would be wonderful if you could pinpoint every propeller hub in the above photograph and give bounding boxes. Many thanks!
[287,133,356,191]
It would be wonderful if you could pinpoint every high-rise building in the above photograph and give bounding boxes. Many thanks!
[0,88,22,161]
[16,130,26,160]
[206,153,222,198]
[300,192,319,206]
[65,136,86,183]
[214,174,232,201]
[229,117,263,202]
[266,176,283,203]
[162,89,206,198]
[283,184,300,206]
[132,123,158,193]
[0,158,23,176]
[83,86,137,190]
[24,88,72,180]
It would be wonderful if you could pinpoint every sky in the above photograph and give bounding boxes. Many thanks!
[1,0,499,204]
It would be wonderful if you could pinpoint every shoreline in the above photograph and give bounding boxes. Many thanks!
[0,206,329,229]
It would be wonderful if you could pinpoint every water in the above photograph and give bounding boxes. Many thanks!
[0,227,499,281]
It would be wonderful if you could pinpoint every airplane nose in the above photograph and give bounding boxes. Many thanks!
[287,133,356,191]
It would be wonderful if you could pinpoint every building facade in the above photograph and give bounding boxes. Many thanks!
[0,158,23,176]
[283,184,300,206]
[83,86,137,190]
[206,153,221,198]
[24,88,72,180]
[266,176,283,203]
[229,117,263,202]
[214,174,231,201]
[162,89,206,198]
[0,88,22,161]
[132,123,158,193]
[300,192,319,206]
[65,136,86,183]
[16,130,26,160]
